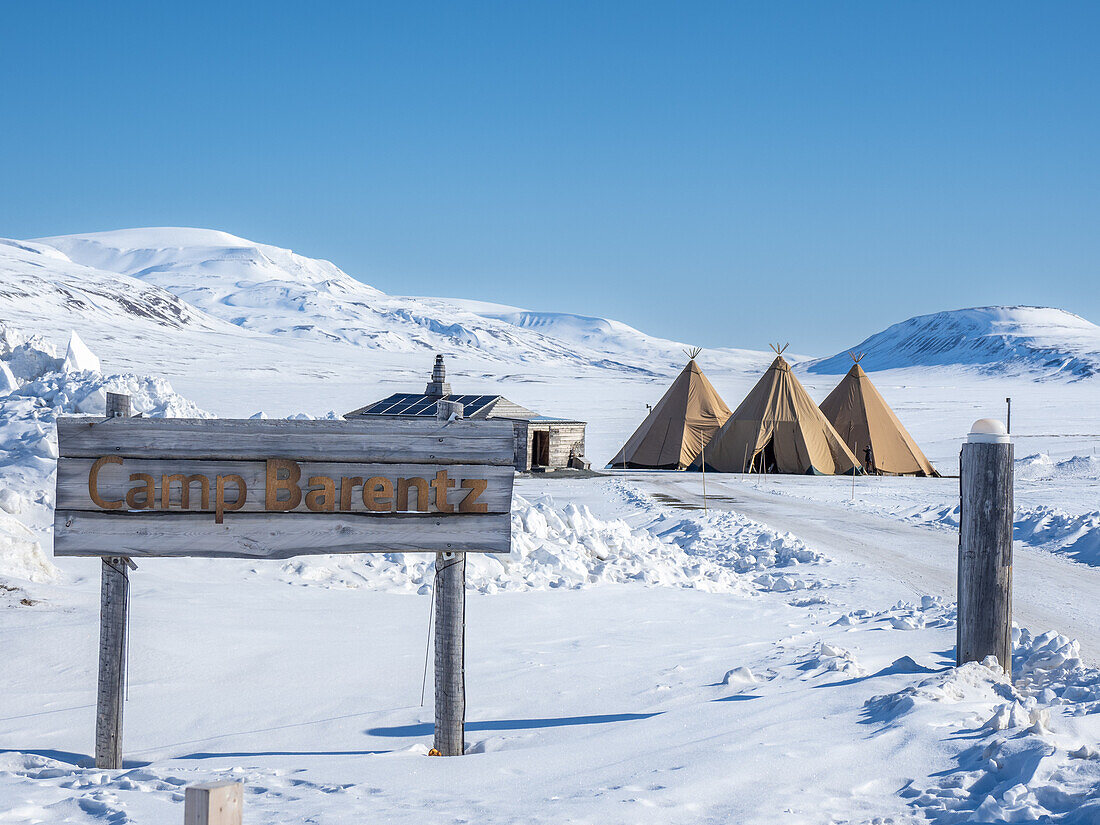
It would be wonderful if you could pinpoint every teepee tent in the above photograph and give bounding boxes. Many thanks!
[691,346,861,475]
[607,350,732,470]
[819,353,939,477]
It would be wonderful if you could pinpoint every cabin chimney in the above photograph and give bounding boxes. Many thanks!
[425,354,451,397]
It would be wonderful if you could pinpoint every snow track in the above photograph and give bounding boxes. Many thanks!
[626,472,1100,666]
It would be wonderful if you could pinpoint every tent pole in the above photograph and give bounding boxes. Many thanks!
[700,440,708,512]
[849,423,856,500]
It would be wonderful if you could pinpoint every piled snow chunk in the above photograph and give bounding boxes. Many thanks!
[0,489,25,514]
[797,641,865,678]
[61,331,101,373]
[0,511,57,583]
[721,666,759,687]
[0,361,16,394]
[833,595,956,631]
[1013,627,1100,714]
[0,325,63,382]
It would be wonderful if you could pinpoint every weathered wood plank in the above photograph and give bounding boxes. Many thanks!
[957,439,1014,673]
[95,393,132,770]
[56,417,515,465]
[57,458,512,515]
[54,511,512,557]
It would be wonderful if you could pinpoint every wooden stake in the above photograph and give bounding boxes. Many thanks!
[184,781,242,825]
[433,551,466,755]
[851,442,856,500]
[700,440,707,512]
[95,388,134,769]
[106,392,131,419]
[957,420,1014,674]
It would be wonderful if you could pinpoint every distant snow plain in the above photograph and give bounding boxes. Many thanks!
[1,229,1099,823]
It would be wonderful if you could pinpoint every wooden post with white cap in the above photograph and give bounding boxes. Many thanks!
[957,418,1014,674]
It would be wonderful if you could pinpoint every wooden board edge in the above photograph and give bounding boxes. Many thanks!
[52,510,513,558]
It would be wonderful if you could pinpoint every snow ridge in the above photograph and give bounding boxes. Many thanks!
[808,306,1100,379]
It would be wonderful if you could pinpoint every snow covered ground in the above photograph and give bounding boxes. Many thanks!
[5,470,1100,823]
[3,228,1100,822]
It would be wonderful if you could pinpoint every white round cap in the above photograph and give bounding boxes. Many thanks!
[968,418,1010,444]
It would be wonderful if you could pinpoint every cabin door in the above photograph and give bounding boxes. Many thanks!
[532,430,550,468]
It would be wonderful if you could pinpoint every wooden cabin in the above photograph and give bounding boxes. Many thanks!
[346,355,588,473]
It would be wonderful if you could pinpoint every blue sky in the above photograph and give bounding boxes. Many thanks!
[3,2,1098,354]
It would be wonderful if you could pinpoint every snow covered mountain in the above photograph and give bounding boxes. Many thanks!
[31,228,760,377]
[807,306,1100,379]
[11,229,1098,389]
[0,238,233,339]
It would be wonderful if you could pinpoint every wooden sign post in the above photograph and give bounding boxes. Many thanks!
[95,392,132,769]
[56,400,514,765]
[433,398,467,756]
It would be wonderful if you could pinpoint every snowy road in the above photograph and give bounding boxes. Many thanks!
[626,472,1100,665]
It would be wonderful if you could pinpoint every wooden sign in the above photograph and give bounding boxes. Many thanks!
[54,417,515,558]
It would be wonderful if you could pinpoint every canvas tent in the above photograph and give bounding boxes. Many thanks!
[692,348,861,475]
[607,352,732,470]
[819,354,939,477]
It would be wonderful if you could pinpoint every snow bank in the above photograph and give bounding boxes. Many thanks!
[1017,451,1100,481]
[613,479,824,589]
[0,325,211,586]
[9,371,210,419]
[895,483,1100,567]
[864,628,1100,822]
[278,484,826,595]
[646,508,822,576]
[280,494,752,594]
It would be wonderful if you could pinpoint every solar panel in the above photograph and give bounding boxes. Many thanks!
[353,393,502,417]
